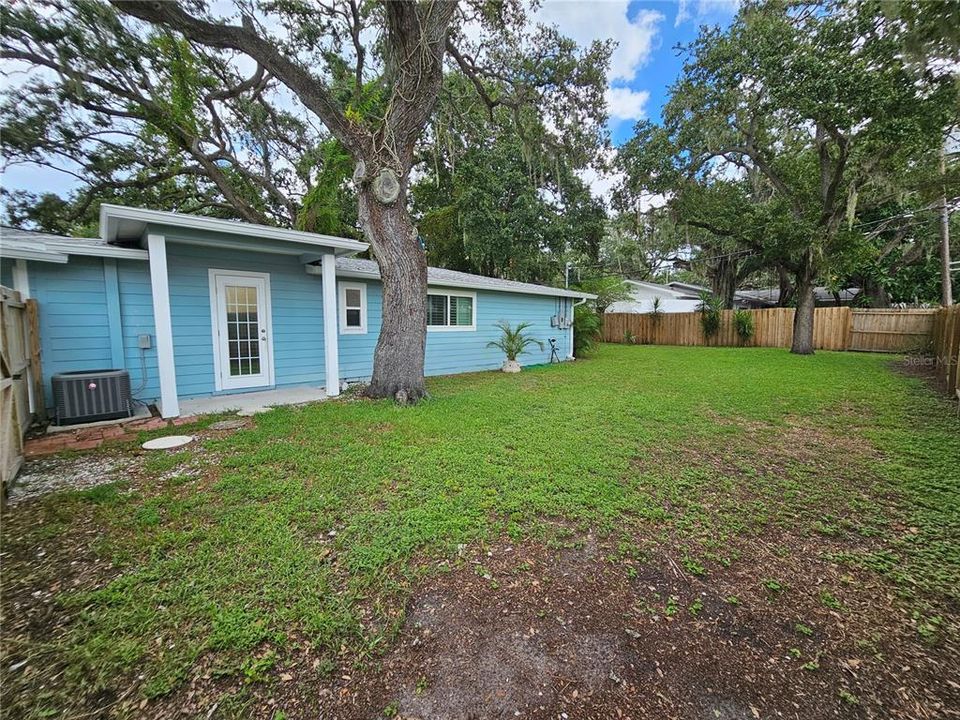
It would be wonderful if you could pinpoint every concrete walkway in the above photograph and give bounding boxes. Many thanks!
[179,386,328,416]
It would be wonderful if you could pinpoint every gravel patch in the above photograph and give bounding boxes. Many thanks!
[7,454,136,505]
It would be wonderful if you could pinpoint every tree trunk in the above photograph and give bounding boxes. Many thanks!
[358,184,428,403]
[791,273,816,355]
[711,253,738,309]
[777,266,795,307]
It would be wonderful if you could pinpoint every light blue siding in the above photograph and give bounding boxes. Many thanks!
[25,256,115,407]
[164,242,326,398]
[0,259,13,287]
[117,259,160,402]
[10,246,575,412]
[339,282,573,381]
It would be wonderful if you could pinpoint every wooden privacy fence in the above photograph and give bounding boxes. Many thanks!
[1,285,42,506]
[603,306,939,354]
[931,305,960,398]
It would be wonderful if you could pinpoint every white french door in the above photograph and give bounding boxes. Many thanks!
[209,270,274,391]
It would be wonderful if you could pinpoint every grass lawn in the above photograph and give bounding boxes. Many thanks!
[1,344,958,718]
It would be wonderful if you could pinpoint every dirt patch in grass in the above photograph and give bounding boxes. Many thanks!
[134,532,958,719]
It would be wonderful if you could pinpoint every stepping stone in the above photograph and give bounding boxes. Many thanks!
[142,435,194,450]
[209,419,247,431]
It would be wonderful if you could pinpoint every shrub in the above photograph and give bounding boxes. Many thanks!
[573,303,601,357]
[649,296,664,325]
[486,320,544,361]
[623,329,636,344]
[734,309,755,344]
[697,291,724,339]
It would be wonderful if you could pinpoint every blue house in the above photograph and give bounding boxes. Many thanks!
[0,206,592,420]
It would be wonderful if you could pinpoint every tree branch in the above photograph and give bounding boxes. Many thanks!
[112,0,366,155]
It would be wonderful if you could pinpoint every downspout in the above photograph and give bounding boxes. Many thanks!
[570,297,587,359]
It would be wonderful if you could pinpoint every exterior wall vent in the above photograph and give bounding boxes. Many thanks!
[52,369,133,425]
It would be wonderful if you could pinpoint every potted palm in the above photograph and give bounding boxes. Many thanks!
[487,320,545,373]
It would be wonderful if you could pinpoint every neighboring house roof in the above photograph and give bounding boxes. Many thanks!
[737,286,861,305]
[1,226,149,262]
[335,257,596,300]
[623,279,696,299]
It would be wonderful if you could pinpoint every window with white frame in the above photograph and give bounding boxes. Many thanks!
[426,291,475,330]
[339,282,367,334]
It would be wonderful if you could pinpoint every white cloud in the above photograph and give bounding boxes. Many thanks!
[605,87,650,121]
[676,0,741,27]
[535,2,663,83]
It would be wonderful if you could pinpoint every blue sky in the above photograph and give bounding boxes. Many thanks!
[0,1,738,201]
[612,0,736,141]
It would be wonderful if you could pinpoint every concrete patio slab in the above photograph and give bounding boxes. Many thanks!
[178,386,328,417]
[46,402,152,434]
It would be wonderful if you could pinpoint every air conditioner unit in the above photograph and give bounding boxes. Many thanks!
[52,369,133,425]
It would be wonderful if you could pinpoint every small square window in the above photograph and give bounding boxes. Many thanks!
[339,283,367,334]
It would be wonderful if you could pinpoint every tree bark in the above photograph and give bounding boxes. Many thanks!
[358,183,428,403]
[940,146,954,307]
[711,254,738,309]
[791,269,816,355]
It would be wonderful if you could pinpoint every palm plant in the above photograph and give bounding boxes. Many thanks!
[733,309,755,344]
[697,290,724,339]
[487,321,545,362]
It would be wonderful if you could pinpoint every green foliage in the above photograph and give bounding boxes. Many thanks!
[572,303,601,357]
[697,291,724,339]
[733,310,755,344]
[649,296,664,324]
[297,139,357,237]
[486,321,545,362]
[573,277,630,315]
[616,0,957,322]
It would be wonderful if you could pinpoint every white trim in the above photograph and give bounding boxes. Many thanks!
[208,269,275,392]
[1,238,147,262]
[12,259,30,299]
[147,234,180,418]
[321,254,340,396]
[338,281,367,334]
[12,260,36,414]
[426,289,477,332]
[100,204,368,253]
[570,297,587,359]
[0,241,70,264]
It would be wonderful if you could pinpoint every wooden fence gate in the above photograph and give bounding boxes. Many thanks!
[1,285,42,506]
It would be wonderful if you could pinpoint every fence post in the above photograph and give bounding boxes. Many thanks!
[25,299,44,421]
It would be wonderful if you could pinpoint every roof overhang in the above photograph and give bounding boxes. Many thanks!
[0,237,147,263]
[312,264,597,300]
[100,204,368,257]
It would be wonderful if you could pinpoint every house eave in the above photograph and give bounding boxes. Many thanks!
[99,204,368,256]
[320,266,597,300]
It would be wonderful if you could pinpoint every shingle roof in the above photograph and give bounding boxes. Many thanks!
[335,257,595,300]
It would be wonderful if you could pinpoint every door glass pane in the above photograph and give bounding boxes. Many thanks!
[225,283,261,377]
[427,294,447,326]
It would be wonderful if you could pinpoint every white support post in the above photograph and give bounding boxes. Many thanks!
[321,253,340,397]
[12,259,30,299]
[147,234,180,418]
[12,259,38,414]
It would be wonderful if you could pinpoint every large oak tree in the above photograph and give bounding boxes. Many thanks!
[1,0,609,401]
